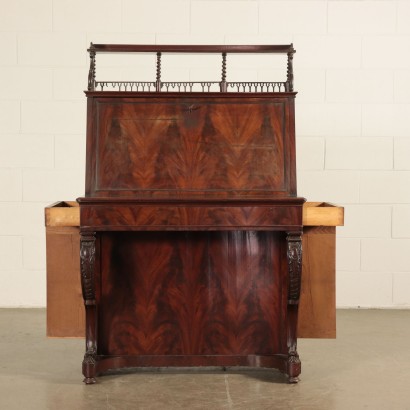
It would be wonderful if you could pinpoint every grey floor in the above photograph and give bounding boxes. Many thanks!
[0,310,409,410]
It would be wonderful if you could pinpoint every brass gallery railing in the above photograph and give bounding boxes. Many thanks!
[87,44,295,93]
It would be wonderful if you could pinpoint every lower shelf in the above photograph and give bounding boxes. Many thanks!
[83,354,300,384]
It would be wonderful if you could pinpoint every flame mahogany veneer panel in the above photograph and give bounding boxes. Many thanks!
[98,231,287,357]
[80,202,303,230]
[86,96,296,198]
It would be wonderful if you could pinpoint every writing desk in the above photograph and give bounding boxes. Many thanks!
[78,44,304,384]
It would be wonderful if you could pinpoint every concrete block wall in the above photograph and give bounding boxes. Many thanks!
[0,0,409,307]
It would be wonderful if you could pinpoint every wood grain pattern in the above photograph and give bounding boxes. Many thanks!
[303,202,344,226]
[46,226,84,337]
[45,201,79,227]
[298,226,336,338]
[98,231,287,357]
[80,202,303,231]
[86,96,295,198]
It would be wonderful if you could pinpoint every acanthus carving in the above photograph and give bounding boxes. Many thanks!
[80,233,96,301]
[83,346,97,365]
[287,232,302,303]
[82,345,97,384]
[288,347,300,364]
[287,348,301,383]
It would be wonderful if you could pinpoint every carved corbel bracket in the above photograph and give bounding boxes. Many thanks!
[80,232,96,302]
[287,231,302,304]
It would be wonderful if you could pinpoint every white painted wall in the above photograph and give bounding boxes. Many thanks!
[1,0,409,307]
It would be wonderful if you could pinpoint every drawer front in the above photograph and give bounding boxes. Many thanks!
[81,204,303,231]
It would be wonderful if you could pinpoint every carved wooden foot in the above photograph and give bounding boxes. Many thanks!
[83,377,97,385]
[82,348,97,384]
[287,351,301,383]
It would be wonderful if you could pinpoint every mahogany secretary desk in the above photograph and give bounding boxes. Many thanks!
[78,44,305,384]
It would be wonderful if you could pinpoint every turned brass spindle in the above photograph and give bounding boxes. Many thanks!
[220,52,227,92]
[286,44,295,92]
[156,52,162,92]
[87,43,96,91]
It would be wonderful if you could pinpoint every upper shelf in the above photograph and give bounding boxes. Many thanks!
[87,43,296,94]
